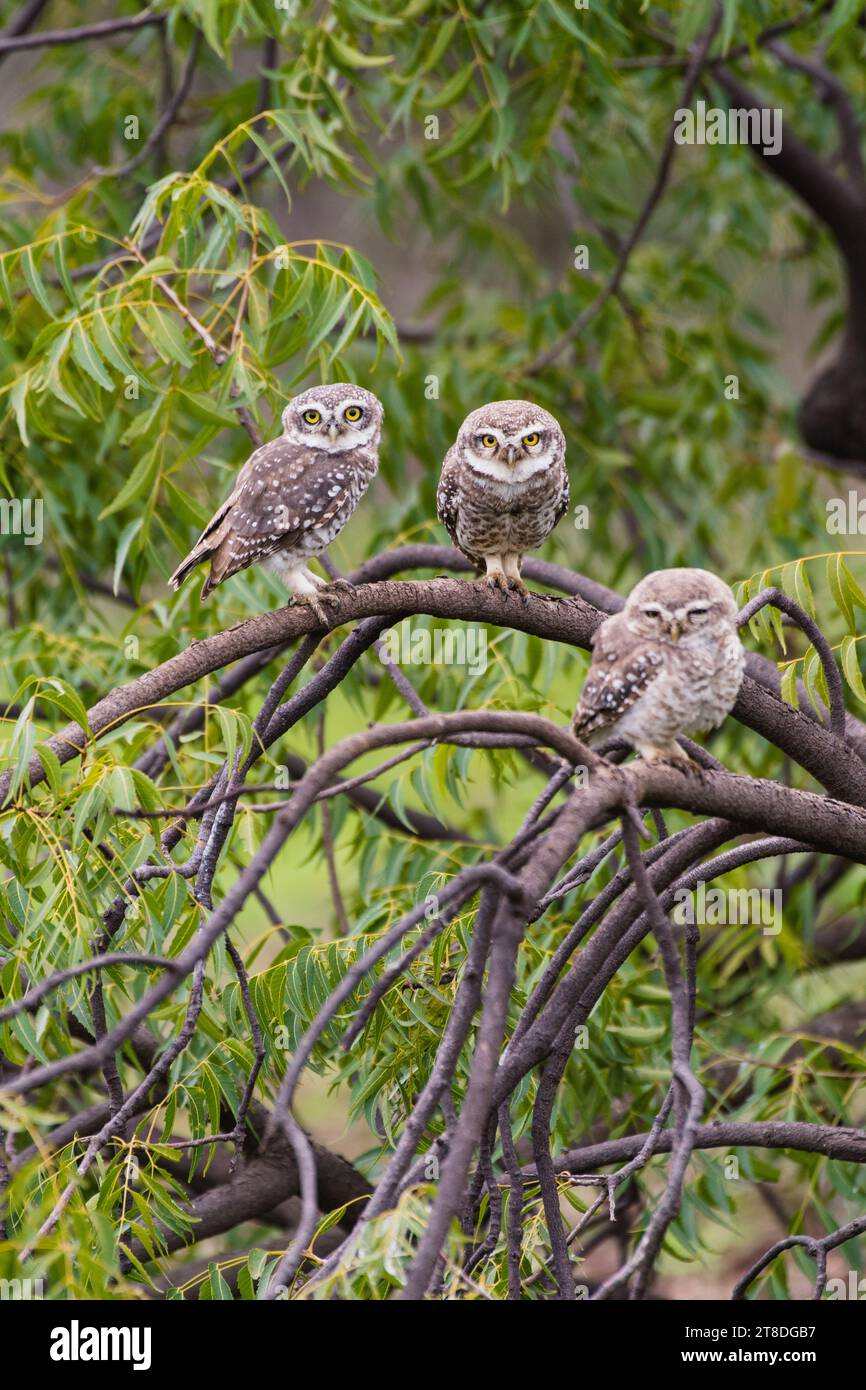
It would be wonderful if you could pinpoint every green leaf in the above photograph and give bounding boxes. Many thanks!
[71,323,115,390]
[113,516,144,596]
[9,375,29,445]
[827,553,856,632]
[427,63,477,108]
[825,0,866,42]
[39,679,91,732]
[144,305,195,367]
[841,636,866,704]
[21,248,54,316]
[793,559,816,619]
[99,445,161,520]
[779,662,799,711]
[327,33,394,68]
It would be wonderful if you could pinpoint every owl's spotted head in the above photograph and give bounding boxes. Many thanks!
[624,568,738,645]
[456,399,565,482]
[282,383,384,454]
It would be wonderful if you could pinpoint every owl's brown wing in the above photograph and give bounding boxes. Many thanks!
[552,455,570,531]
[436,447,482,567]
[170,440,351,597]
[572,614,665,739]
[436,446,462,545]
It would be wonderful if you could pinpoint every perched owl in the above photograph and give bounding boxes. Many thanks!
[169,383,383,619]
[572,569,745,766]
[436,400,568,593]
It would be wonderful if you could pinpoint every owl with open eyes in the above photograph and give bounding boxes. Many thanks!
[169,383,383,621]
[437,400,569,593]
[572,568,745,766]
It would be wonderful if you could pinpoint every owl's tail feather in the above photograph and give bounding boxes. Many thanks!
[168,542,213,594]
[169,495,235,597]
[572,713,606,747]
[168,546,228,602]
[168,497,237,594]
[199,566,220,601]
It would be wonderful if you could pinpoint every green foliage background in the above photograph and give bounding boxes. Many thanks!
[1,0,866,1299]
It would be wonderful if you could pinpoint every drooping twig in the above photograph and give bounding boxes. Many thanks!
[95,32,202,181]
[733,1213,866,1301]
[0,9,166,54]
[591,817,704,1300]
[523,1,724,376]
[738,586,846,737]
[224,936,266,1171]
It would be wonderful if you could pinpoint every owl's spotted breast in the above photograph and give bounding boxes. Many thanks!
[450,461,567,559]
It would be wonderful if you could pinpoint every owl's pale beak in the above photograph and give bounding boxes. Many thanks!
[504,445,516,465]
[667,619,682,642]
[328,424,339,444]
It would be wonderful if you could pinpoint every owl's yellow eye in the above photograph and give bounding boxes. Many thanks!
[344,405,363,422]
[303,409,321,425]
[523,432,540,448]
[480,434,497,449]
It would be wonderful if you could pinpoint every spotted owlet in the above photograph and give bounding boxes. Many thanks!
[436,400,568,593]
[572,569,745,765]
[169,383,383,620]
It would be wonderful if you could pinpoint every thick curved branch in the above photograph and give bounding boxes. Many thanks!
[123,1131,372,1268]
[0,578,599,802]
[6,568,866,808]
[355,543,866,762]
[711,64,864,247]
[738,586,846,737]
[767,40,866,189]
[528,1120,866,1177]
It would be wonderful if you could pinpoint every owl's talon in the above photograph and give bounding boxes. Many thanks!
[646,750,702,774]
[679,757,705,776]
[293,592,330,626]
[327,578,356,593]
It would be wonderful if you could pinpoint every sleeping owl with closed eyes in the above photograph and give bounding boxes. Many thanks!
[572,568,746,767]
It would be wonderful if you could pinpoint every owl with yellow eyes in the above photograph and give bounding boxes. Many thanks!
[436,400,568,592]
[169,383,382,621]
